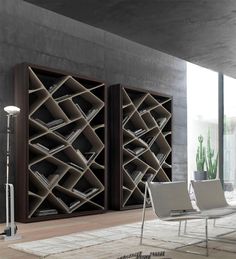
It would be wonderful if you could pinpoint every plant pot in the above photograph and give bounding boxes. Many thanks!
[194,171,207,181]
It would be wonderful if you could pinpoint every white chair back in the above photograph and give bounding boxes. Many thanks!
[191,179,228,210]
[148,181,194,218]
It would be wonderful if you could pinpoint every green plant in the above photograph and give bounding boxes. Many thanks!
[196,135,206,171]
[206,130,218,179]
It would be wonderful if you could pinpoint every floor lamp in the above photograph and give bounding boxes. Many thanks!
[3,106,21,241]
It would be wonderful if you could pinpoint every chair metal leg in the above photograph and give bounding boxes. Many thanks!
[184,220,187,234]
[178,221,182,236]
[205,218,208,257]
[140,182,148,245]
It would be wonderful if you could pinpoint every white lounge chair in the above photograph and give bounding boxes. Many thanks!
[191,179,236,238]
[191,179,236,211]
[140,181,212,256]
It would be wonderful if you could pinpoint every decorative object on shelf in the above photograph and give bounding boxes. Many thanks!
[194,135,207,180]
[109,85,172,210]
[206,129,218,179]
[15,64,106,222]
[3,105,21,240]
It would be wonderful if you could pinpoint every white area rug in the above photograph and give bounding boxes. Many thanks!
[9,215,236,258]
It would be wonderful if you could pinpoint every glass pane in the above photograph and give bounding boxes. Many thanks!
[224,75,236,197]
[187,63,218,182]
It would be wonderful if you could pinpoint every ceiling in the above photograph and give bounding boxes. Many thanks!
[24,0,236,78]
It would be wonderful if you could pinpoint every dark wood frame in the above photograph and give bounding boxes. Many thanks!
[109,84,172,210]
[15,63,107,222]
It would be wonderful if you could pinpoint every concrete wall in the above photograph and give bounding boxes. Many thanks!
[0,0,187,221]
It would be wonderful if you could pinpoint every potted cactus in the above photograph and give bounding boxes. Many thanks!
[206,130,218,179]
[194,135,207,180]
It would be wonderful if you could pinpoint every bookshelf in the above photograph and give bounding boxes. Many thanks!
[15,64,106,222]
[109,85,172,210]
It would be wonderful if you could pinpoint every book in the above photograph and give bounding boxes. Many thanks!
[35,209,58,216]
[55,94,71,102]
[127,147,145,156]
[145,136,154,145]
[48,174,60,186]
[134,129,146,136]
[49,144,65,154]
[67,129,82,143]
[48,84,59,93]
[157,117,167,128]
[84,151,96,164]
[75,149,87,164]
[86,108,97,120]
[35,142,50,152]
[122,115,130,125]
[137,138,148,147]
[75,103,86,117]
[68,162,84,172]
[35,118,47,127]
[72,187,99,198]
[33,171,49,186]
[83,187,99,197]
[139,109,147,115]
[46,119,64,128]
[69,200,81,210]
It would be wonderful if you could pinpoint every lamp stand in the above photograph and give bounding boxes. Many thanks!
[3,107,21,241]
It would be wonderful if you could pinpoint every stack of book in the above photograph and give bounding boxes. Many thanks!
[72,187,99,198]
[35,208,58,217]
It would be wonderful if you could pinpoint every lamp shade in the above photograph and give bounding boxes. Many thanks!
[4,106,20,116]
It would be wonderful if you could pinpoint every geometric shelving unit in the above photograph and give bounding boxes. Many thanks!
[109,85,172,210]
[14,64,106,222]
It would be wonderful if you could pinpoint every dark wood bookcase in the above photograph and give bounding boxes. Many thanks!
[15,63,107,222]
[109,85,172,210]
